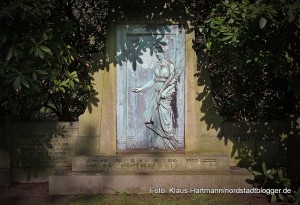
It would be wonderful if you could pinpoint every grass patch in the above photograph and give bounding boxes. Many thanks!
[38,193,259,205]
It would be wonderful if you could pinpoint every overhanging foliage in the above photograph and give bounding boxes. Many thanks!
[0,0,109,121]
[194,0,300,121]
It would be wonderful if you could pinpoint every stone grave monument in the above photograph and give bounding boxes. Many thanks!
[49,2,252,194]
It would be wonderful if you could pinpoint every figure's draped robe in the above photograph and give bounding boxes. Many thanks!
[145,61,179,150]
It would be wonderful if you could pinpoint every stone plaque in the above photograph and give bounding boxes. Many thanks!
[72,154,229,172]
[11,123,77,167]
[117,24,185,151]
[12,134,74,167]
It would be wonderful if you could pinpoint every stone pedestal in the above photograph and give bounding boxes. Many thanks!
[49,154,252,195]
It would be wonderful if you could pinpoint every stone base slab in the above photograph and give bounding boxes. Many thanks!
[72,154,230,172]
[49,167,253,195]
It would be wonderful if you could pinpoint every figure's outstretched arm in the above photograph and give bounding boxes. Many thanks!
[132,80,155,93]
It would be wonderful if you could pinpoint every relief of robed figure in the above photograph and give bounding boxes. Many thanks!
[116,25,185,151]
[132,44,182,151]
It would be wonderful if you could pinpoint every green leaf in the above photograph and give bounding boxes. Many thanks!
[70,71,77,77]
[241,13,246,19]
[6,48,13,61]
[223,32,233,36]
[214,19,223,25]
[221,35,233,41]
[278,169,283,179]
[46,59,52,66]
[61,80,68,87]
[267,174,274,180]
[206,42,212,49]
[21,77,30,88]
[13,76,21,90]
[252,170,263,176]
[69,80,75,89]
[66,70,71,77]
[42,33,48,40]
[271,194,277,203]
[39,45,51,53]
[259,17,267,29]
[262,162,267,173]
[32,72,37,81]
[59,87,65,93]
[38,49,44,58]
[36,70,48,75]
[29,47,34,55]
[34,48,39,57]
[228,18,234,24]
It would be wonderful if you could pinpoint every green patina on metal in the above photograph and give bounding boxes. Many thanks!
[117,24,185,151]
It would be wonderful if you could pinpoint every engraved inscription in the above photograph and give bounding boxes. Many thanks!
[12,134,74,167]
[78,155,225,172]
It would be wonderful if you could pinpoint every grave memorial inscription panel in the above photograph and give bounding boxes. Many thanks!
[72,155,230,172]
[12,134,74,167]
[11,123,77,168]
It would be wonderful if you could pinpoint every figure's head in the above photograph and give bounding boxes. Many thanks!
[154,44,165,60]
